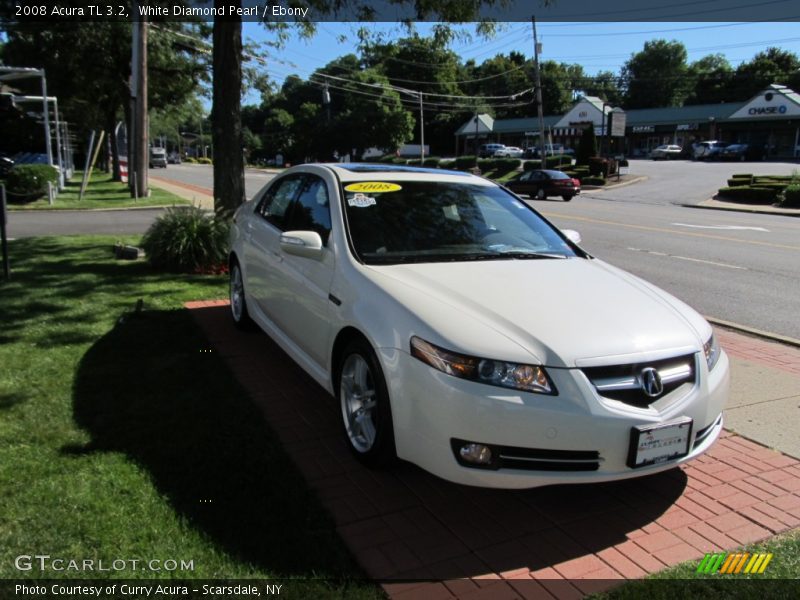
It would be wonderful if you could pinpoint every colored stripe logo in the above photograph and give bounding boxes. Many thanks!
[696,552,773,574]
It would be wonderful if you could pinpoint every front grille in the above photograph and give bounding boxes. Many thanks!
[581,353,696,408]
[451,439,601,472]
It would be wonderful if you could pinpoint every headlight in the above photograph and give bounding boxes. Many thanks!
[704,333,721,371]
[410,336,555,395]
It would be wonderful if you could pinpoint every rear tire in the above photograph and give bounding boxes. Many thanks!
[229,258,255,331]
[338,338,396,467]
[562,195,573,201]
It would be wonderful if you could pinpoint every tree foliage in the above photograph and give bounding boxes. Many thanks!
[621,39,690,109]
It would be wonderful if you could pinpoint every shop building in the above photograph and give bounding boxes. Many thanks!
[455,84,800,159]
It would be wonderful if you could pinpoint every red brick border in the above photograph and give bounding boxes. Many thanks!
[187,302,800,599]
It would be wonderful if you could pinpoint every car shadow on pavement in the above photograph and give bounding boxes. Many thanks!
[69,307,367,578]
[183,303,690,582]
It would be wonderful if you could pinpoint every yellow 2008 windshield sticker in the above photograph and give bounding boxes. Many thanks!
[344,182,402,193]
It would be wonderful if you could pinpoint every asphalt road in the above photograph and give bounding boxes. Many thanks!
[532,195,800,340]
[594,158,798,205]
[8,162,800,339]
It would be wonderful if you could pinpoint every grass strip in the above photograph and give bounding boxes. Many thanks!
[0,236,380,598]
[7,171,190,210]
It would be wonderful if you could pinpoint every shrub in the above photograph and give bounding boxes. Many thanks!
[727,178,752,187]
[523,160,543,171]
[717,186,778,204]
[588,157,616,177]
[406,159,422,166]
[6,164,59,199]
[141,206,230,273]
[438,159,456,170]
[422,157,441,168]
[197,157,213,165]
[455,155,478,170]
[782,184,800,207]
[491,158,521,172]
[379,155,396,163]
[731,173,752,179]
[545,155,572,169]
[184,157,197,164]
[582,176,606,186]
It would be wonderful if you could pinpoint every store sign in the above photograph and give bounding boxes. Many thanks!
[676,123,698,131]
[633,125,655,133]
[748,105,787,116]
[610,110,626,137]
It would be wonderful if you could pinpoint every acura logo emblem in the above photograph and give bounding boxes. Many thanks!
[640,367,664,398]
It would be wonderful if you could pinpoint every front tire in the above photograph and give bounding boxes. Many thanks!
[562,195,573,201]
[338,339,396,467]
[536,188,546,200]
[229,258,254,330]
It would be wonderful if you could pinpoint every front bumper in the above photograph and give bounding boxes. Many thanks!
[380,348,729,489]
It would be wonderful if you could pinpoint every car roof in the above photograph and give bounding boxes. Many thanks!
[295,163,495,186]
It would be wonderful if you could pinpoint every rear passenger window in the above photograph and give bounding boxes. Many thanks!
[256,175,303,231]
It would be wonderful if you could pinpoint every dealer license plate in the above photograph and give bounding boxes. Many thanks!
[627,417,693,469]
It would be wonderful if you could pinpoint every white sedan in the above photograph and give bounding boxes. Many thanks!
[649,144,682,160]
[494,146,524,158]
[229,164,728,488]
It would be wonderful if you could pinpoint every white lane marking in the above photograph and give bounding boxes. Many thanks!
[627,247,747,270]
[672,223,770,232]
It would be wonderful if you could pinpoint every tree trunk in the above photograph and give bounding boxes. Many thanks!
[212,5,245,218]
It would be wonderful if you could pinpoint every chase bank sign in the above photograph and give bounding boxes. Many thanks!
[748,105,787,116]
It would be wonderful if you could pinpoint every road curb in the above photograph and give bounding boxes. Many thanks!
[8,205,179,213]
[708,316,800,349]
[681,202,800,218]
[583,175,648,192]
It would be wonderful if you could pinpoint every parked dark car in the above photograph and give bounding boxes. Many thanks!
[505,169,580,201]
[719,144,766,162]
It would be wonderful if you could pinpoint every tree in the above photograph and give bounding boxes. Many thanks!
[0,18,208,182]
[212,2,244,217]
[580,71,623,106]
[732,48,800,100]
[685,54,733,105]
[621,40,690,109]
[576,124,597,165]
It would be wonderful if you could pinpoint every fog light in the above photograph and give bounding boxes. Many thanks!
[459,443,493,465]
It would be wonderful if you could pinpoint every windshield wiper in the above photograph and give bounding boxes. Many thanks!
[478,251,568,260]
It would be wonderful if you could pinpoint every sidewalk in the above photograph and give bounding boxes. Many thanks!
[187,301,800,598]
[148,175,213,210]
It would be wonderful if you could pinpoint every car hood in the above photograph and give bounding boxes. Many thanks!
[364,258,709,368]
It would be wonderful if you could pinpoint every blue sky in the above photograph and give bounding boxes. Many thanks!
[240,20,800,104]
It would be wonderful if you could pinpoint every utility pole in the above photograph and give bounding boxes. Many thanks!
[131,9,148,198]
[531,16,546,167]
[418,92,425,163]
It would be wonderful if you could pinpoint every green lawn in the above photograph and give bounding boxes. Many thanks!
[590,529,800,599]
[7,171,190,210]
[0,236,381,597]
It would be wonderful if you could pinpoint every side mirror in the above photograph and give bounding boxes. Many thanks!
[280,230,324,260]
[562,229,582,245]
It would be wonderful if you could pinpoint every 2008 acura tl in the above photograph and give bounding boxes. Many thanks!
[229,164,729,488]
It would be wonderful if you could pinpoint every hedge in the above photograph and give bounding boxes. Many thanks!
[717,186,778,204]
[196,157,212,165]
[422,158,441,168]
[582,176,606,186]
[439,159,456,170]
[782,184,800,207]
[455,155,478,170]
[5,164,59,200]
[727,178,752,187]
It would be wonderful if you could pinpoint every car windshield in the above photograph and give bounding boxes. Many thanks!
[342,180,579,265]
